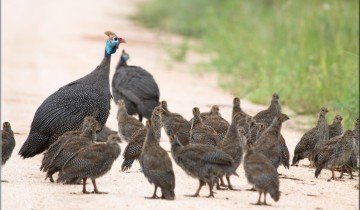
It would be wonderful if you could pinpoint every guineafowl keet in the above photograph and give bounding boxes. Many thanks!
[116,100,144,142]
[170,135,233,198]
[253,93,282,127]
[1,122,16,166]
[139,120,175,200]
[314,130,355,181]
[292,107,329,166]
[57,136,121,194]
[121,106,162,171]
[19,31,125,158]
[112,50,160,122]
[244,144,280,205]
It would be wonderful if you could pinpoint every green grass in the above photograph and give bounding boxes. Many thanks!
[134,0,359,128]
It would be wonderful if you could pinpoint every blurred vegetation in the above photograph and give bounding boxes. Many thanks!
[134,0,359,128]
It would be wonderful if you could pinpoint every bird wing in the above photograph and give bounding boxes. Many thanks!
[201,151,233,165]
[31,84,106,135]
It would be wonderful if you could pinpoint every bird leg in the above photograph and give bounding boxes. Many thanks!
[82,178,90,194]
[216,177,228,190]
[327,168,337,182]
[91,178,108,194]
[138,115,143,122]
[49,175,55,183]
[186,180,205,197]
[206,180,215,198]
[339,167,344,179]
[146,186,159,199]
[262,192,269,205]
[252,191,262,205]
[226,176,240,191]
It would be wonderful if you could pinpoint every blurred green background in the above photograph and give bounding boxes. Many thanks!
[134,0,359,128]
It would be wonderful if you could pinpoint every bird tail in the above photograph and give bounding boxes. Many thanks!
[269,188,281,202]
[161,188,175,200]
[121,159,135,172]
[19,133,50,158]
[138,100,159,119]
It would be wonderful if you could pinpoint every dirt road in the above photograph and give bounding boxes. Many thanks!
[2,0,358,209]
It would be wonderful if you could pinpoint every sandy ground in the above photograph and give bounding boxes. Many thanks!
[1,0,358,209]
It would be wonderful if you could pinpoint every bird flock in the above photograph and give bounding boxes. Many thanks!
[1,31,359,206]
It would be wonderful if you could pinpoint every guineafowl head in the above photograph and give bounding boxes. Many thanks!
[107,133,121,143]
[210,105,220,114]
[272,93,280,102]
[343,130,355,139]
[192,107,200,117]
[160,101,169,112]
[120,50,130,62]
[319,107,329,117]
[233,97,240,107]
[2,122,11,129]
[104,31,125,55]
[332,115,343,124]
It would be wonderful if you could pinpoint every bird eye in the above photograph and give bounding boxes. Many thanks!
[113,37,118,41]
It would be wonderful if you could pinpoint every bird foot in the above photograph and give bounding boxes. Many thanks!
[262,202,270,206]
[216,186,228,190]
[92,190,108,194]
[206,194,215,198]
[246,188,256,191]
[185,194,200,198]
[1,180,8,183]
[228,186,241,191]
[82,190,91,194]
[145,195,160,199]
[251,202,262,206]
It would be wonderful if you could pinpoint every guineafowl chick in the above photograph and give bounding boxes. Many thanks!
[1,122,16,166]
[314,130,355,181]
[40,116,99,182]
[112,50,160,122]
[202,105,230,141]
[232,97,251,120]
[57,134,121,194]
[158,101,190,146]
[190,107,220,147]
[343,118,359,176]
[116,100,145,142]
[19,32,124,158]
[139,120,175,200]
[170,135,233,198]
[96,125,120,142]
[45,117,100,182]
[218,116,246,190]
[121,106,162,171]
[244,143,280,205]
[292,107,329,166]
[254,113,289,170]
[253,93,282,127]
[329,115,343,139]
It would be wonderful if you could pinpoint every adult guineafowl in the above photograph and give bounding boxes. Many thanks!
[112,50,160,122]
[19,31,125,158]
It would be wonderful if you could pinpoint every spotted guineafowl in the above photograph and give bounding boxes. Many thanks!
[292,107,329,166]
[57,135,121,194]
[139,120,175,200]
[314,130,355,181]
[190,107,220,147]
[329,115,343,139]
[112,50,160,122]
[170,135,233,198]
[244,143,280,205]
[158,101,190,146]
[40,116,99,182]
[1,122,16,166]
[253,93,282,127]
[202,105,230,141]
[116,100,144,142]
[254,113,290,170]
[121,106,162,171]
[218,116,245,190]
[96,125,120,142]
[19,31,124,158]
[45,117,100,182]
